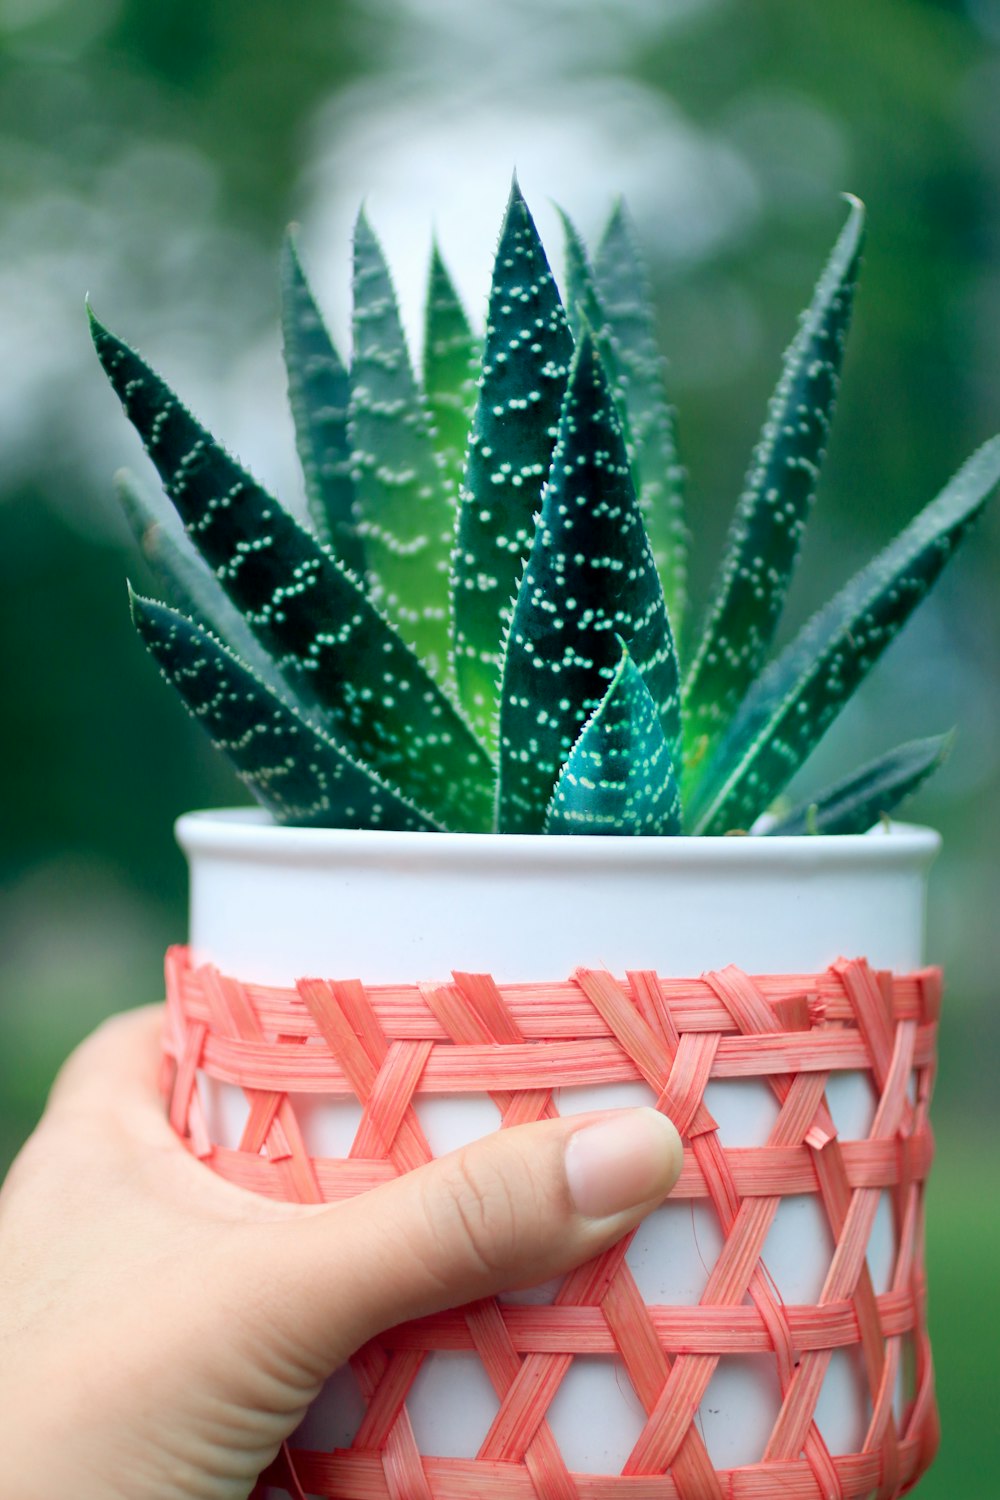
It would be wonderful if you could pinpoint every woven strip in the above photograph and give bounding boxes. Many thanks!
[162,947,941,1500]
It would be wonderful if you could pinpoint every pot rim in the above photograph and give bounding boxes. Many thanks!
[176,807,942,874]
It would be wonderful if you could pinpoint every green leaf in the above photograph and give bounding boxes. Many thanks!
[423,240,479,507]
[130,589,440,831]
[115,467,308,711]
[683,196,865,772]
[690,436,1000,835]
[497,330,681,834]
[90,309,494,833]
[280,230,364,575]
[595,200,687,639]
[452,177,575,748]
[558,209,624,414]
[765,733,953,836]
[545,644,682,835]
[349,209,454,679]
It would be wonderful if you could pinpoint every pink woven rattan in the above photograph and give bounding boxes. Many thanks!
[162,945,941,1500]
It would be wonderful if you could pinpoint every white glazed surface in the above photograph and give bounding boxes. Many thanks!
[179,811,939,1485]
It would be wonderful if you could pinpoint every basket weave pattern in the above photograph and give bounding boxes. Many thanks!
[162,946,941,1500]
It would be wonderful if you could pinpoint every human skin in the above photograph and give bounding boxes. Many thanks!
[0,1004,682,1500]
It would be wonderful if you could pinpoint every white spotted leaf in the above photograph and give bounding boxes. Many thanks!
[131,589,440,831]
[115,466,323,727]
[690,437,1000,834]
[280,231,363,573]
[545,643,682,835]
[683,197,865,780]
[451,178,575,748]
[497,330,681,834]
[349,210,455,679]
[91,310,494,833]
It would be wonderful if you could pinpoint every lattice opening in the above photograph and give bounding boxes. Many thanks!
[825,1069,877,1139]
[411,1092,502,1156]
[626,1200,725,1305]
[293,1096,364,1159]
[702,1077,781,1146]
[814,1346,871,1456]
[760,1193,836,1304]
[866,1189,897,1296]
[554,1079,658,1117]
[197,1072,250,1150]
[694,1354,783,1469]
[543,1356,647,1474]
[405,1352,501,1458]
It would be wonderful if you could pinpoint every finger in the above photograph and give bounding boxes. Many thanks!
[262,1107,683,1375]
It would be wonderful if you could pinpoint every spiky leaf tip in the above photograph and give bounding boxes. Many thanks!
[280,230,364,574]
[691,435,1000,835]
[683,195,866,776]
[130,589,441,831]
[497,329,681,834]
[451,176,575,748]
[766,733,953,836]
[595,199,687,636]
[423,240,480,506]
[90,310,494,832]
[349,209,454,679]
[545,643,682,835]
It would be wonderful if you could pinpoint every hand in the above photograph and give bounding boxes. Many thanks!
[0,1004,682,1500]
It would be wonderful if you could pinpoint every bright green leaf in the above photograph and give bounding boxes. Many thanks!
[423,240,479,508]
[349,210,454,679]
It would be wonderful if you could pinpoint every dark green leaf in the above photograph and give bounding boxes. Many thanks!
[349,210,454,679]
[452,178,575,748]
[280,230,364,574]
[130,590,441,831]
[595,200,687,638]
[90,309,494,832]
[423,240,479,508]
[683,197,865,773]
[115,467,313,715]
[497,331,681,834]
[765,733,953,836]
[690,436,1000,834]
[545,644,682,835]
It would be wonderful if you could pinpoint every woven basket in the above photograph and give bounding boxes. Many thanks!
[162,945,940,1500]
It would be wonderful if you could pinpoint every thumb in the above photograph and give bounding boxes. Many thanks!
[261,1107,682,1376]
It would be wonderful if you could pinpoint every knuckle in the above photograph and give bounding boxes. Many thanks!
[430,1147,523,1281]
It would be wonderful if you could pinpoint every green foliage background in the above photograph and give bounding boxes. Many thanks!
[1,1,999,1490]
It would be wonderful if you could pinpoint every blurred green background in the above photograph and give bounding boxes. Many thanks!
[1,0,998,1491]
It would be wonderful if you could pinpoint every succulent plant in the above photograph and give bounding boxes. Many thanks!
[92,180,1000,836]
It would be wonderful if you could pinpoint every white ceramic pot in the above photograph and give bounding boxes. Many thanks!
[176,809,939,1491]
